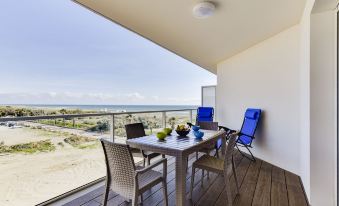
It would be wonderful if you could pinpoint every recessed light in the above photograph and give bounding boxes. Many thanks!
[193,2,216,19]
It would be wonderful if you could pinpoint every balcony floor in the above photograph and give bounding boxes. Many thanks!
[62,151,308,206]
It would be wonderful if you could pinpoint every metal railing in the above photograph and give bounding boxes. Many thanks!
[0,108,195,141]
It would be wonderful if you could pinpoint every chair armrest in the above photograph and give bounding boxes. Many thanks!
[218,126,236,134]
[136,158,167,176]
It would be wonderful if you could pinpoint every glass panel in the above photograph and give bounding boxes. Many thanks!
[0,109,196,205]
[0,118,106,206]
[202,86,216,108]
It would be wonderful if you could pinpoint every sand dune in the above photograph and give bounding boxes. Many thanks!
[0,126,141,206]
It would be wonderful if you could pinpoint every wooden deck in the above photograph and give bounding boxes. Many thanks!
[62,151,308,206]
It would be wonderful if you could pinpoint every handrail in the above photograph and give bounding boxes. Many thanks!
[0,108,195,122]
[0,108,196,142]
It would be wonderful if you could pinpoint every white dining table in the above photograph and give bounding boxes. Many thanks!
[126,129,226,206]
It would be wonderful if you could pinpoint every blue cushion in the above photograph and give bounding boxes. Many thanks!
[245,110,257,119]
[197,107,214,122]
[198,111,212,118]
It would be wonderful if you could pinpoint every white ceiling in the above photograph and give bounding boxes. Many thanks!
[74,0,307,74]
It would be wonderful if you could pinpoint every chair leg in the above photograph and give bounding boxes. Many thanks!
[162,179,168,206]
[147,157,151,166]
[245,146,256,162]
[190,167,195,199]
[133,191,139,206]
[232,156,240,195]
[102,182,110,206]
[143,158,146,167]
[224,171,233,206]
[236,144,256,162]
[225,182,233,206]
[196,151,199,160]
[140,193,144,204]
[201,169,204,187]
[186,157,189,172]
[216,148,219,158]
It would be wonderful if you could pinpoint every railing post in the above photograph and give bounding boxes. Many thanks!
[189,110,193,124]
[110,114,115,142]
[162,111,166,128]
[72,118,75,128]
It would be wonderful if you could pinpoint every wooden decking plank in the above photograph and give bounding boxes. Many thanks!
[285,171,308,206]
[252,161,272,206]
[233,159,262,206]
[141,153,202,206]
[82,200,101,206]
[63,186,105,206]
[271,166,288,206]
[196,152,244,206]
[62,151,309,206]
[214,157,252,206]
[92,190,118,204]
[196,175,225,206]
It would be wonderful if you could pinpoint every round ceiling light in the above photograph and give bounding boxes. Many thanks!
[192,2,216,19]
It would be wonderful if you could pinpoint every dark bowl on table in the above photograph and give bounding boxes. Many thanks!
[176,129,190,137]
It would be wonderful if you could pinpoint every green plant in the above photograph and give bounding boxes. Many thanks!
[0,140,55,154]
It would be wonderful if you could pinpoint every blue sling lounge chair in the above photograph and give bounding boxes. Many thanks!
[187,107,223,157]
[187,107,214,127]
[219,108,261,162]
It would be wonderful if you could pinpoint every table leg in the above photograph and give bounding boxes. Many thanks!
[221,134,226,155]
[176,154,188,206]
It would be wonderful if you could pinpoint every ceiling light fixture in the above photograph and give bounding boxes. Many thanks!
[192,2,216,19]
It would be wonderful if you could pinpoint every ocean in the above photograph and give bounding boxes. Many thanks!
[5,104,198,112]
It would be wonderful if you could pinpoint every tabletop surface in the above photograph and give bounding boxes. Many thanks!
[126,129,225,152]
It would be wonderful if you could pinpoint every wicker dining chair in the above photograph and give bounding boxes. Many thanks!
[100,139,168,206]
[190,132,240,206]
[125,123,165,166]
[196,121,220,158]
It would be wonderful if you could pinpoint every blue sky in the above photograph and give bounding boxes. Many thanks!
[0,0,216,105]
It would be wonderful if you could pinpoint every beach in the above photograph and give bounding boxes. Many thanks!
[0,126,143,206]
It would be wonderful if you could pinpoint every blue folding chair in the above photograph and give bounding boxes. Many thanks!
[187,107,214,127]
[219,108,261,162]
[187,107,223,157]
[196,107,214,122]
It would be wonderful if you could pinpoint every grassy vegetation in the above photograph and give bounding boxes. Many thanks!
[64,135,99,149]
[0,106,96,117]
[0,140,55,154]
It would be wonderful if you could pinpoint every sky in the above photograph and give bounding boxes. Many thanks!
[0,0,216,105]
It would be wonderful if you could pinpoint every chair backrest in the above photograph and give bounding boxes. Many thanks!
[197,107,214,122]
[125,123,146,139]
[223,132,238,177]
[239,108,261,145]
[198,121,218,131]
[198,121,221,149]
[100,139,136,199]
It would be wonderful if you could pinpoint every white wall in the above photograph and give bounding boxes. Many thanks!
[298,0,315,198]
[310,10,337,206]
[216,25,302,174]
[215,1,338,205]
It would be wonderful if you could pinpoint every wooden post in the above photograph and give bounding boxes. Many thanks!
[162,111,166,128]
[72,119,75,128]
